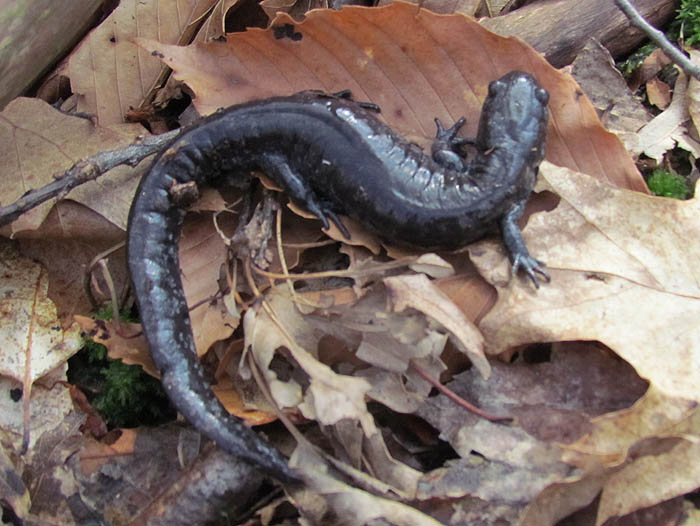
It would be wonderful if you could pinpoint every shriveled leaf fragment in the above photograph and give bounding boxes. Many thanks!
[636,70,700,160]
[244,288,376,435]
[290,443,444,526]
[0,98,143,233]
[138,2,645,191]
[69,0,219,124]
[475,165,700,401]
[0,240,81,384]
[73,316,157,377]
[385,273,488,377]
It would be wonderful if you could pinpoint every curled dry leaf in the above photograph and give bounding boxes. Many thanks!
[243,287,377,435]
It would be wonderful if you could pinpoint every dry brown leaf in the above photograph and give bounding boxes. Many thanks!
[211,378,279,425]
[570,39,651,153]
[0,98,144,234]
[68,0,219,124]
[557,386,700,525]
[596,431,700,525]
[561,386,697,471]
[73,315,157,377]
[474,164,700,402]
[179,212,239,355]
[646,77,671,110]
[415,343,647,512]
[194,0,237,42]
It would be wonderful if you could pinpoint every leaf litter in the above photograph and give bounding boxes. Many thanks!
[1,1,698,525]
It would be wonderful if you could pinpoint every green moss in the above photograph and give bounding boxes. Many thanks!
[647,169,692,199]
[69,312,174,429]
[91,352,172,428]
[676,0,700,47]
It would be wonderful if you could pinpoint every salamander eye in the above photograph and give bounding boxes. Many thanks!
[488,79,506,97]
[536,88,549,105]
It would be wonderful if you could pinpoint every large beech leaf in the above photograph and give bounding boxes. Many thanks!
[137,1,645,191]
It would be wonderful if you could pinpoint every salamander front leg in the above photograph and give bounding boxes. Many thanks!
[432,117,473,171]
[500,202,550,288]
[260,154,352,239]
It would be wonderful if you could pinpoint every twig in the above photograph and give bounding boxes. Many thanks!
[0,129,180,227]
[614,0,700,81]
[409,361,512,423]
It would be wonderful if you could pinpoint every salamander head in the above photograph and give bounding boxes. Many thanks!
[477,71,549,148]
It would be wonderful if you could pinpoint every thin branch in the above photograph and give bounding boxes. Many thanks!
[0,129,180,228]
[409,361,513,424]
[614,0,700,81]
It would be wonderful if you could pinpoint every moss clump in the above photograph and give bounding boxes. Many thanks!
[647,169,692,199]
[676,0,700,47]
[69,328,173,429]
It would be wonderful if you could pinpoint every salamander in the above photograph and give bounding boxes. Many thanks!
[127,71,550,483]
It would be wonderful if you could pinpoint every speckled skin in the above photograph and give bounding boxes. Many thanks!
[127,71,549,482]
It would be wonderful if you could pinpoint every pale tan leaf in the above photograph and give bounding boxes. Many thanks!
[290,442,445,526]
[596,431,700,525]
[0,240,81,384]
[635,70,700,160]
[0,98,143,234]
[0,373,74,453]
[408,253,455,278]
[475,164,700,401]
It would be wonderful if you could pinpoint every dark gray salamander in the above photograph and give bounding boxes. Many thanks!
[127,71,550,482]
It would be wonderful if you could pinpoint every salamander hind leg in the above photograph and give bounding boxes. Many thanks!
[500,202,550,288]
[259,153,351,239]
